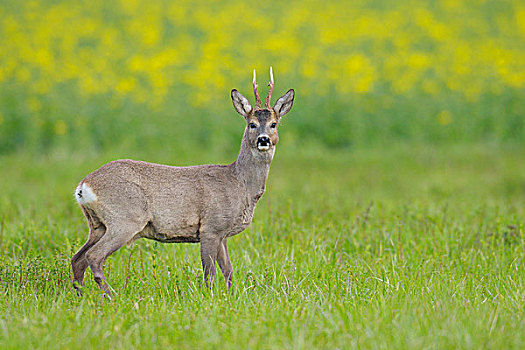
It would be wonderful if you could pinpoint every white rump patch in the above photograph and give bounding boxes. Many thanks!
[75,183,98,205]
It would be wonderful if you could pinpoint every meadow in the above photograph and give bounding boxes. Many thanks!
[1,0,525,349]
[1,144,524,349]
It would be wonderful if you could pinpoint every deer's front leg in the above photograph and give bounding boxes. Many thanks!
[199,235,222,286]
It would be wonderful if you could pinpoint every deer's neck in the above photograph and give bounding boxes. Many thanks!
[232,133,274,199]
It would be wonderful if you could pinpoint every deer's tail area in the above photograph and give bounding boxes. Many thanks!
[75,182,98,205]
[75,182,106,241]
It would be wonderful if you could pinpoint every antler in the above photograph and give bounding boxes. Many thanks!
[265,66,274,108]
[253,67,275,109]
[253,69,262,108]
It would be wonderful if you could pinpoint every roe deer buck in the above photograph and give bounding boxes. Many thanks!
[71,67,295,297]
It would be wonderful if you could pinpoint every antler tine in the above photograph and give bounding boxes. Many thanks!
[265,66,274,109]
[253,69,262,108]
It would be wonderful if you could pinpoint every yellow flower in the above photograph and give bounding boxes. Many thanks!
[116,77,137,94]
[437,111,452,126]
[54,120,68,135]
[0,0,523,109]
[27,97,41,112]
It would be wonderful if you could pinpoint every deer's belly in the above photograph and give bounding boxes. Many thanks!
[147,233,200,243]
[140,220,201,243]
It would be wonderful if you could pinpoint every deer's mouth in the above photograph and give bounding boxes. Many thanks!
[257,144,271,151]
[256,136,272,151]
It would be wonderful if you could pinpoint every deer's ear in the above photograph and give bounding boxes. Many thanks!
[273,89,295,117]
[231,89,252,118]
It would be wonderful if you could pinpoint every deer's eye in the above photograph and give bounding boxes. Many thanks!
[249,123,257,129]
[270,122,277,128]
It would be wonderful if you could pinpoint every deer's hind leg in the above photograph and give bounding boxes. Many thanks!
[84,219,146,298]
[71,207,106,295]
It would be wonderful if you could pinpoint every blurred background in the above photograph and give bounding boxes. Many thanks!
[0,0,523,158]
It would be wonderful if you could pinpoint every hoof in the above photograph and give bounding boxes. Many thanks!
[73,282,83,297]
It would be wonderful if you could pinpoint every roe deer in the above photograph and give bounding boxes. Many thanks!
[71,67,295,297]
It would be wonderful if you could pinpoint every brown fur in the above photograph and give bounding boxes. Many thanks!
[71,85,295,297]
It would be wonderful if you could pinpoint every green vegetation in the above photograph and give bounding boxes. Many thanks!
[0,143,524,348]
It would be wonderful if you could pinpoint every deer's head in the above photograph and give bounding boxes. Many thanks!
[231,67,295,153]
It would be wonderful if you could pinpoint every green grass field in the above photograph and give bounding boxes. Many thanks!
[1,143,524,349]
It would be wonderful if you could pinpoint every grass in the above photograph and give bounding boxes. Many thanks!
[0,142,524,349]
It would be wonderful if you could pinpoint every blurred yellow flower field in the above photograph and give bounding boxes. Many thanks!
[0,0,524,152]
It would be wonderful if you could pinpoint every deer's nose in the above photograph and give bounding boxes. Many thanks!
[257,135,270,145]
